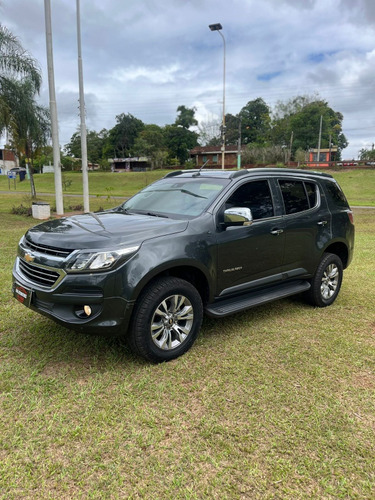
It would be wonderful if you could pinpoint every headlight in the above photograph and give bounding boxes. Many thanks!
[67,245,139,271]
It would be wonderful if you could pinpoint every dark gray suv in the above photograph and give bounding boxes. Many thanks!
[13,168,354,362]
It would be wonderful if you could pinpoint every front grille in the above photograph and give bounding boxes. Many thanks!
[19,259,61,288]
[24,237,73,258]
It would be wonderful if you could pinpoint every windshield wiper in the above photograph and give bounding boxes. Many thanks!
[180,189,207,199]
[145,212,169,218]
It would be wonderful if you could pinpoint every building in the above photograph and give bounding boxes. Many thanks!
[109,157,150,172]
[189,145,242,169]
[308,147,338,167]
[0,149,18,174]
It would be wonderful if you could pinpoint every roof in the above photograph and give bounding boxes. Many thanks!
[190,145,241,154]
[165,168,334,180]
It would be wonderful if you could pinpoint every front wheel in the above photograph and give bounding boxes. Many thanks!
[128,277,203,362]
[307,253,343,307]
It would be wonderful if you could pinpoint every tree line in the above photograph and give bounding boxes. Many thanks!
[63,96,349,169]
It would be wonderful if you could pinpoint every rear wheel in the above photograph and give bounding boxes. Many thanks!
[307,253,343,307]
[129,277,203,362]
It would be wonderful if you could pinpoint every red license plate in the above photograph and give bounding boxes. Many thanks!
[14,283,32,307]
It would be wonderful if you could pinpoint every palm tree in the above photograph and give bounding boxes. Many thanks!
[1,24,50,198]
[0,23,42,134]
[0,24,41,89]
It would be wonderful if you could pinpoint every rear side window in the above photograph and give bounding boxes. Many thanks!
[279,180,318,215]
[325,181,349,209]
[279,180,308,214]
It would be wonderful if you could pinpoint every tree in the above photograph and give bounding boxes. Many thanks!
[359,147,375,161]
[271,95,348,158]
[175,105,198,129]
[105,113,144,158]
[224,113,241,145]
[198,118,221,146]
[4,77,50,197]
[133,124,167,169]
[0,24,42,134]
[64,129,108,165]
[164,125,198,164]
[238,98,271,145]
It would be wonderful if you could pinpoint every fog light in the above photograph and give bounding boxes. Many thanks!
[84,305,92,316]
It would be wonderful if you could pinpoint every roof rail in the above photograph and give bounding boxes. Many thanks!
[229,169,249,179]
[164,170,185,178]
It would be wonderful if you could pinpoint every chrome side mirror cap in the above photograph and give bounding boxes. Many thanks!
[224,207,253,226]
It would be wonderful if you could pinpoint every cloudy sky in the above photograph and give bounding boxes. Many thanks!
[1,0,375,158]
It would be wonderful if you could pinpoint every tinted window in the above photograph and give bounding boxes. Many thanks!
[121,178,229,218]
[305,182,318,208]
[325,181,349,209]
[226,180,274,219]
[279,180,309,214]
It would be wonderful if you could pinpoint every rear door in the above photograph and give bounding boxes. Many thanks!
[278,178,331,276]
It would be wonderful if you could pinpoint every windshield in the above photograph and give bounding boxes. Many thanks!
[120,177,229,218]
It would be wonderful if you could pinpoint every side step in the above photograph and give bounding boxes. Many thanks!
[205,280,311,318]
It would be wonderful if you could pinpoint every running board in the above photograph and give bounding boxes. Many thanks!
[205,280,311,318]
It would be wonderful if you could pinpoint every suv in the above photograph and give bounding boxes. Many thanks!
[12,169,354,362]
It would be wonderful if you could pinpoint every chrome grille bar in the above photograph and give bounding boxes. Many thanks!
[24,238,73,258]
[18,259,61,287]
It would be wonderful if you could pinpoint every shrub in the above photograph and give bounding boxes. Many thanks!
[11,204,32,216]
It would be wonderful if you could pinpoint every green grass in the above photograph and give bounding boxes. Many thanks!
[1,168,374,206]
[0,196,374,496]
[327,169,375,206]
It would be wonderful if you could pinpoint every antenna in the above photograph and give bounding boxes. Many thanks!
[193,160,209,177]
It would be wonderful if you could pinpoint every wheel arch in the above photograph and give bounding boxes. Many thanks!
[131,262,212,306]
[324,241,349,268]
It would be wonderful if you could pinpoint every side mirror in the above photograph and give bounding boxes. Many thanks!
[224,207,253,227]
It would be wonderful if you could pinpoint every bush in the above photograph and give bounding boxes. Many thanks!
[11,204,32,216]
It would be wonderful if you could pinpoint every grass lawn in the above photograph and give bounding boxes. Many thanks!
[0,193,374,496]
[1,167,374,207]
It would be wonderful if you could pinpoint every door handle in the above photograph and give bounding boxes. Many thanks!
[270,229,284,235]
[317,220,328,226]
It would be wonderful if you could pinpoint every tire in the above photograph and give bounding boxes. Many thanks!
[307,253,343,307]
[128,277,203,362]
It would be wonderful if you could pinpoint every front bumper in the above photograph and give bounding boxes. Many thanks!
[12,257,134,336]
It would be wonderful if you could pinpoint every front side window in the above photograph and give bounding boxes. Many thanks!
[225,180,274,220]
[279,180,318,214]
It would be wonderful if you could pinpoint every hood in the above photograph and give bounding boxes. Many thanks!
[26,211,188,250]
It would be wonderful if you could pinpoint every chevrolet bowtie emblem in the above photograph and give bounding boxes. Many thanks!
[25,252,35,263]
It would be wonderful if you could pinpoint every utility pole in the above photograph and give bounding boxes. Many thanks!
[289,131,294,166]
[317,115,323,167]
[237,117,242,169]
[329,133,332,167]
[76,0,89,213]
[44,0,64,215]
[209,24,226,169]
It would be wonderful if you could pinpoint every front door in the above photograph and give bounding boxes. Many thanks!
[216,179,285,295]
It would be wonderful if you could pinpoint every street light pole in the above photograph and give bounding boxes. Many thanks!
[209,23,226,170]
[44,0,64,215]
[76,0,90,213]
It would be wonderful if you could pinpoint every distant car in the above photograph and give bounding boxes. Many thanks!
[9,167,27,173]
[365,161,375,166]
[342,161,358,166]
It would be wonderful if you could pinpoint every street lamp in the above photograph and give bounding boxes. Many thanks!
[209,23,226,170]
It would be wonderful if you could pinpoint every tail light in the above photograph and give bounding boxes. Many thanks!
[347,210,354,224]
